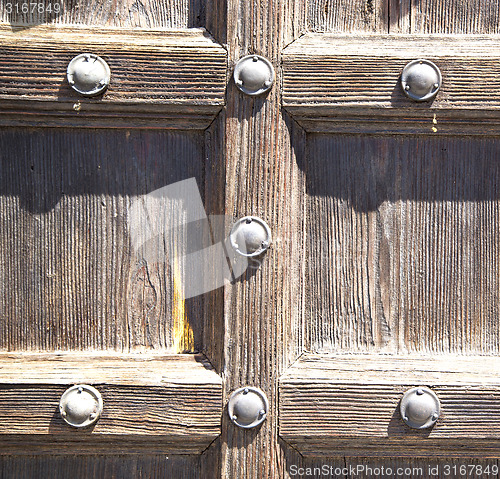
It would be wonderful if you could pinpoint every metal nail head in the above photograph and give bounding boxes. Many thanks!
[229,216,272,257]
[67,53,111,97]
[401,59,442,102]
[233,55,275,96]
[400,386,440,429]
[59,384,103,428]
[228,386,269,429]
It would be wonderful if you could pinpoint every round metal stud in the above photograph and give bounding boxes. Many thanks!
[233,55,275,96]
[59,384,103,428]
[401,59,442,102]
[67,53,111,97]
[229,216,272,257]
[400,386,440,429]
[227,386,269,429]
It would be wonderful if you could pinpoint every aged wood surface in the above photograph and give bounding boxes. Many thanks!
[0,455,201,479]
[308,0,387,33]
[0,0,206,29]
[0,353,221,454]
[0,127,213,353]
[283,34,500,134]
[307,0,500,35]
[280,354,500,457]
[0,25,226,129]
[217,0,307,477]
[304,134,500,354]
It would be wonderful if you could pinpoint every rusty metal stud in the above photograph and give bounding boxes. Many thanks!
[400,386,440,429]
[401,59,441,102]
[67,53,110,96]
[228,386,269,429]
[59,384,103,428]
[233,55,275,96]
[229,216,272,257]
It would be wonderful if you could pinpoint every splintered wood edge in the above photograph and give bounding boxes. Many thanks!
[0,353,222,453]
[279,354,500,457]
[0,24,227,128]
[282,34,500,135]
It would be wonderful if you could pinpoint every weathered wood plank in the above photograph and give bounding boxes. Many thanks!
[280,354,500,457]
[408,0,500,34]
[0,454,201,479]
[307,0,388,33]
[0,128,211,352]
[283,34,500,133]
[0,25,226,128]
[0,353,221,454]
[0,0,206,29]
[305,134,500,354]
[219,0,307,477]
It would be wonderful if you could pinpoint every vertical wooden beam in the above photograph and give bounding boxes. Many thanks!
[212,1,307,477]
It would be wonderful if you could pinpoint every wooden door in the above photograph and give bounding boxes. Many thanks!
[1,1,500,478]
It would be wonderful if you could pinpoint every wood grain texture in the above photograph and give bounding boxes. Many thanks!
[308,0,388,33]
[0,127,214,352]
[405,0,500,34]
[0,455,201,479]
[0,0,206,29]
[305,134,500,354]
[219,0,307,477]
[0,353,221,454]
[283,34,500,133]
[285,457,500,478]
[280,354,500,457]
[0,25,226,129]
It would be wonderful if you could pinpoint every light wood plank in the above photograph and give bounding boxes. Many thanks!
[283,34,500,134]
[0,353,221,454]
[0,25,226,128]
[280,354,500,457]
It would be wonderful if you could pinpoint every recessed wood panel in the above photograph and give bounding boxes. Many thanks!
[0,0,206,29]
[305,134,500,354]
[307,0,387,33]
[0,127,214,352]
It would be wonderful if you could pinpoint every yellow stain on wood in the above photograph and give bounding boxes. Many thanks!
[172,258,194,353]
[432,113,438,133]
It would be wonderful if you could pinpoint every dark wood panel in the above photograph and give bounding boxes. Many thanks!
[0,455,200,479]
[283,456,500,478]
[280,355,500,457]
[0,0,206,29]
[305,134,500,353]
[307,0,388,33]
[283,34,500,134]
[0,25,226,129]
[0,128,213,352]
[0,353,221,454]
